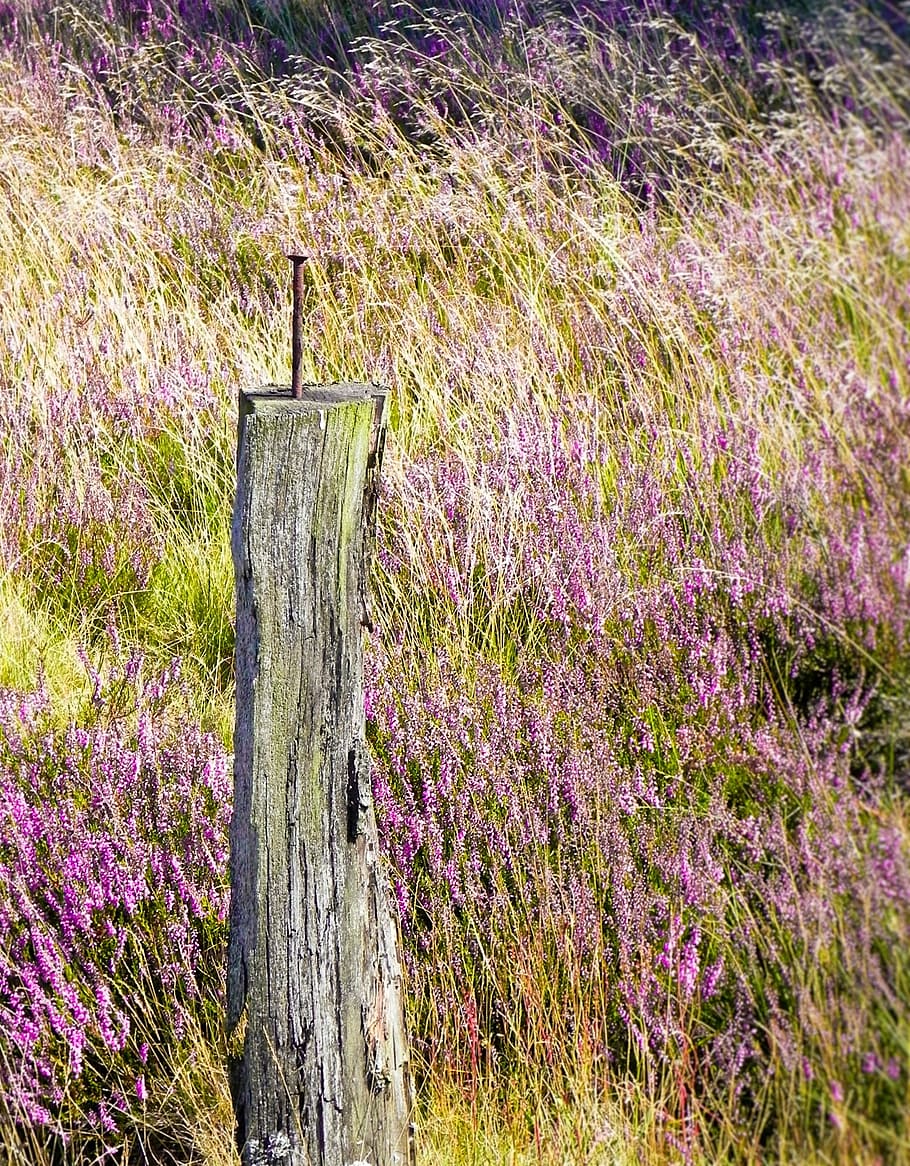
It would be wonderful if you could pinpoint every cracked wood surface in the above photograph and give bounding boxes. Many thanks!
[228,384,412,1166]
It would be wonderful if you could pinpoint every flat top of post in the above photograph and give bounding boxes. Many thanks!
[241,383,387,417]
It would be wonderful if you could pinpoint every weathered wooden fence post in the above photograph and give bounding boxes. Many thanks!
[227,380,412,1166]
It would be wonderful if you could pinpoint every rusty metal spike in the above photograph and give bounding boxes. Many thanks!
[288,253,308,399]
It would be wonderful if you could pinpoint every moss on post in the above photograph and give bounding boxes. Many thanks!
[228,384,412,1166]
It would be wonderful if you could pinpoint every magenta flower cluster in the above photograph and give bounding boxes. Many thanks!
[366,388,910,1109]
[5,0,906,192]
[0,655,230,1128]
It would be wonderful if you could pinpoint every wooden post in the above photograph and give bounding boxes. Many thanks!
[227,384,412,1166]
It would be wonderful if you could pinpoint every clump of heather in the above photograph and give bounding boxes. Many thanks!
[0,652,230,1140]
[367,374,910,1146]
[0,368,236,681]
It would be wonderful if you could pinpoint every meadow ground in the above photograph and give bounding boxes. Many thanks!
[0,0,909,1161]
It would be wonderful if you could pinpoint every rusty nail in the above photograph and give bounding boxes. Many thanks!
[288,253,308,399]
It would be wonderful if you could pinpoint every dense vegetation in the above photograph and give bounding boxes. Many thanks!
[0,0,908,1161]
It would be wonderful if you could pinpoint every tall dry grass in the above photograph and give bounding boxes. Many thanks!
[0,0,908,1160]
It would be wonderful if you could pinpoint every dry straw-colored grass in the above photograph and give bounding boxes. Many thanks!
[1,1,909,1160]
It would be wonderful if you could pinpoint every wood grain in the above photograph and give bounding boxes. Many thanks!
[228,384,412,1166]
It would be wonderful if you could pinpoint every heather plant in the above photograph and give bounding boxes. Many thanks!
[0,650,233,1160]
[366,384,910,1140]
[0,0,909,1160]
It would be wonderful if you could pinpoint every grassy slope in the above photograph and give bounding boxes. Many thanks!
[0,1,909,1161]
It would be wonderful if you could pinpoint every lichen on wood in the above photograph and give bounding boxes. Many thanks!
[228,384,412,1166]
